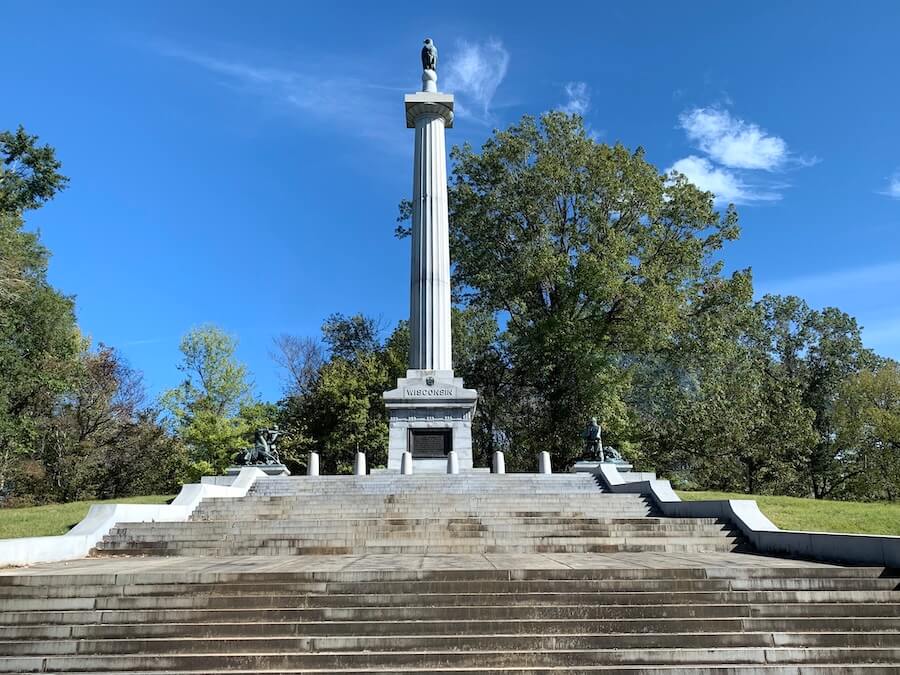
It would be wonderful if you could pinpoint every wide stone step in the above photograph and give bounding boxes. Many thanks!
[4,616,899,640]
[7,589,898,613]
[0,573,894,599]
[94,544,742,556]
[3,646,900,671]
[115,525,733,537]
[4,576,893,600]
[5,601,899,626]
[6,630,900,657]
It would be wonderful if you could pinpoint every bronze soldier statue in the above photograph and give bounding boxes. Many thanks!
[239,426,286,466]
[582,417,604,461]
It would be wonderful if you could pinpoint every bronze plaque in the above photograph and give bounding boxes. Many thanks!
[409,429,453,459]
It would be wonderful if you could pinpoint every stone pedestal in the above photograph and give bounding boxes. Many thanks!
[225,464,289,477]
[384,369,477,472]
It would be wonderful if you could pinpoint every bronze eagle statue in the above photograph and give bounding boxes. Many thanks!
[421,38,437,71]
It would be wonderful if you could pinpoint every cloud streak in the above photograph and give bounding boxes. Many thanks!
[156,43,406,148]
[757,261,900,299]
[559,81,590,116]
[880,171,900,199]
[444,38,509,122]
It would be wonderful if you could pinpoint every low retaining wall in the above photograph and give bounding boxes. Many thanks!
[594,463,900,568]
[0,467,266,567]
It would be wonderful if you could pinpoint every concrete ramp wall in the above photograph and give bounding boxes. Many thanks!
[594,462,900,567]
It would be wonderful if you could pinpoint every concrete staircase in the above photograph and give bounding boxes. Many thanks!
[93,474,745,556]
[0,566,899,672]
[4,473,898,671]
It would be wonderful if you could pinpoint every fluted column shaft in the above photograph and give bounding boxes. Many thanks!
[409,111,452,371]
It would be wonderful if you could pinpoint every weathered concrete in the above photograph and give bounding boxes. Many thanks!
[0,467,266,567]
[592,462,900,567]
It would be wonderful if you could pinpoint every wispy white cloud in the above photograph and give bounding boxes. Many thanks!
[156,43,405,148]
[559,81,590,116]
[756,261,900,298]
[668,105,815,205]
[679,107,788,171]
[666,155,780,206]
[879,171,900,199]
[444,38,509,122]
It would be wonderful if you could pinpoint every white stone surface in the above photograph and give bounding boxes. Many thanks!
[384,369,477,472]
[406,93,454,371]
[400,452,413,474]
[0,467,266,567]
[422,68,437,93]
[447,450,459,474]
[591,462,900,567]
[307,452,320,476]
[538,451,552,474]
[353,452,366,476]
[492,451,505,474]
[383,81,478,474]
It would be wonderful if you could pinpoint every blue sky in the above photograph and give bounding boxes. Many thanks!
[3,1,899,402]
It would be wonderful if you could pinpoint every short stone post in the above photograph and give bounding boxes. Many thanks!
[400,451,413,474]
[538,451,552,474]
[492,451,506,474]
[446,450,459,474]
[307,452,320,476]
[353,451,366,476]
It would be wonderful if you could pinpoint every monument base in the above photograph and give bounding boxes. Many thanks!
[225,464,290,477]
[383,369,478,473]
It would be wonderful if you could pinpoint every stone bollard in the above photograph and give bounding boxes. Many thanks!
[446,450,459,474]
[538,451,552,474]
[400,451,413,475]
[492,451,506,474]
[353,451,366,476]
[307,452,320,476]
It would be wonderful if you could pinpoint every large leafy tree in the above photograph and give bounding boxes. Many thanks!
[633,293,817,494]
[39,345,185,502]
[836,361,900,500]
[420,112,743,467]
[755,295,876,497]
[0,127,80,498]
[162,325,254,474]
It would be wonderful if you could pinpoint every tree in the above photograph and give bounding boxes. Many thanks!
[271,334,324,397]
[0,127,79,499]
[835,361,900,500]
[38,345,184,502]
[754,296,876,498]
[631,287,816,494]
[161,325,253,474]
[0,126,69,215]
[276,314,406,474]
[402,112,743,468]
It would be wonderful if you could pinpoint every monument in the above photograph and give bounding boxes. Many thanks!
[227,426,290,476]
[383,39,478,473]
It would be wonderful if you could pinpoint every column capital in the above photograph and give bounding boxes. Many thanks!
[405,93,454,128]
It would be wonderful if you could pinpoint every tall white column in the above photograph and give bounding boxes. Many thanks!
[405,91,454,372]
[381,58,476,475]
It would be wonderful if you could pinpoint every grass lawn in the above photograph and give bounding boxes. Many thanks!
[0,495,175,540]
[677,490,900,536]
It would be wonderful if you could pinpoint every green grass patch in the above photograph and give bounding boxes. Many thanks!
[0,495,175,540]
[676,490,900,536]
